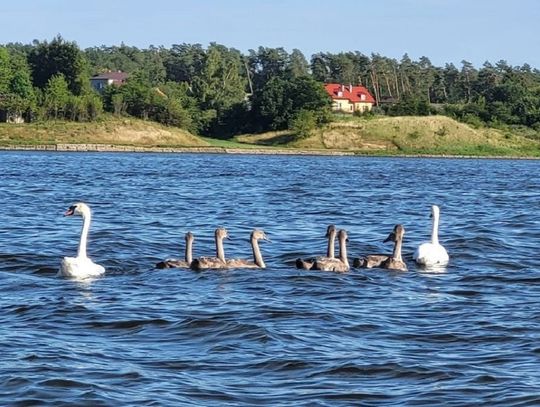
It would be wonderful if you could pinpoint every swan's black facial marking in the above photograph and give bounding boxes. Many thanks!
[64,205,76,216]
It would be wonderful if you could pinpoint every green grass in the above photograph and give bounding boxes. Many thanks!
[1,114,539,157]
[199,137,264,149]
[236,115,540,157]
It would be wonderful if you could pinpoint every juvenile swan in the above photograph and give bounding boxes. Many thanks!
[190,228,229,270]
[312,229,350,272]
[381,224,408,271]
[156,232,194,269]
[352,226,396,268]
[413,205,449,266]
[353,253,389,269]
[59,202,105,279]
[227,229,270,269]
[296,225,336,270]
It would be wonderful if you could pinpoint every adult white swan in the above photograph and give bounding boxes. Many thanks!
[413,205,449,267]
[59,202,105,279]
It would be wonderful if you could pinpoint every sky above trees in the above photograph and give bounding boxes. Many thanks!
[1,0,540,69]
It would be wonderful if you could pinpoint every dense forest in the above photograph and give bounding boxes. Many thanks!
[1,36,540,139]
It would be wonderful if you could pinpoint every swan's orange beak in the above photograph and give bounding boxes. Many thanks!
[64,206,75,216]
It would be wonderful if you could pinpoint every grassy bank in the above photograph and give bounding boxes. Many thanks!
[2,114,540,157]
[0,116,210,148]
[237,115,540,157]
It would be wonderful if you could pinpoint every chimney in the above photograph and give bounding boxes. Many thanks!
[349,84,353,93]
[341,84,345,92]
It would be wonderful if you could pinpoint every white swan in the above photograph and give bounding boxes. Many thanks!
[59,202,105,279]
[413,205,449,266]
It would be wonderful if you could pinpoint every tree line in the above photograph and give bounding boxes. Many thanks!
[1,36,540,139]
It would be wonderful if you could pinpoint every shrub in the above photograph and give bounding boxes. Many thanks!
[290,109,317,139]
[435,126,448,137]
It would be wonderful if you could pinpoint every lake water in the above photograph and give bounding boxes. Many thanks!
[0,151,539,406]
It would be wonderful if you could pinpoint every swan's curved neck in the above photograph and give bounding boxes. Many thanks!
[431,211,440,245]
[327,232,336,259]
[251,237,265,268]
[216,236,226,263]
[339,236,349,267]
[78,211,90,258]
[185,238,193,264]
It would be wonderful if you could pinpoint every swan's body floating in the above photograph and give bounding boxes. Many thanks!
[226,229,270,269]
[312,229,350,272]
[190,228,230,270]
[381,224,408,271]
[156,232,194,269]
[296,225,336,270]
[59,202,105,279]
[413,205,449,267]
[353,254,389,269]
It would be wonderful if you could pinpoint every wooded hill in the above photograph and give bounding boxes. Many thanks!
[1,36,540,145]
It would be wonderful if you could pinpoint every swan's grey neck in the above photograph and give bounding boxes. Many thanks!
[78,211,90,258]
[251,236,265,268]
[431,208,440,245]
[393,233,403,262]
[216,235,226,263]
[185,237,193,264]
[327,229,336,259]
[338,233,349,267]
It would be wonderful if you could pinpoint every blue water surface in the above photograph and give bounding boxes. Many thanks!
[0,151,539,406]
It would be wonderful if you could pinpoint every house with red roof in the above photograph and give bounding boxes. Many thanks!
[324,83,375,113]
[90,71,129,93]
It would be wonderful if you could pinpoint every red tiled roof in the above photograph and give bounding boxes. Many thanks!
[91,71,129,81]
[324,83,375,104]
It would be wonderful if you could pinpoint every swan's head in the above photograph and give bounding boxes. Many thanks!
[185,231,194,242]
[325,224,337,238]
[215,228,230,240]
[251,229,270,242]
[431,205,440,218]
[64,202,91,217]
[384,224,405,243]
[337,229,349,242]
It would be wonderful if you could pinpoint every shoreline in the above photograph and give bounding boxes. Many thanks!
[0,143,538,160]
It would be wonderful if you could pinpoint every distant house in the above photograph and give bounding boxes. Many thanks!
[324,83,375,113]
[90,71,129,93]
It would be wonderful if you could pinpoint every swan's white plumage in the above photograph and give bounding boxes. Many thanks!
[413,205,449,266]
[60,256,105,279]
[58,202,105,279]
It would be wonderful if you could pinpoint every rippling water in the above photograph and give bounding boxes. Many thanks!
[1,151,539,406]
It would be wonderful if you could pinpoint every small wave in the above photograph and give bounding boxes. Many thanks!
[37,378,91,389]
[88,318,170,331]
